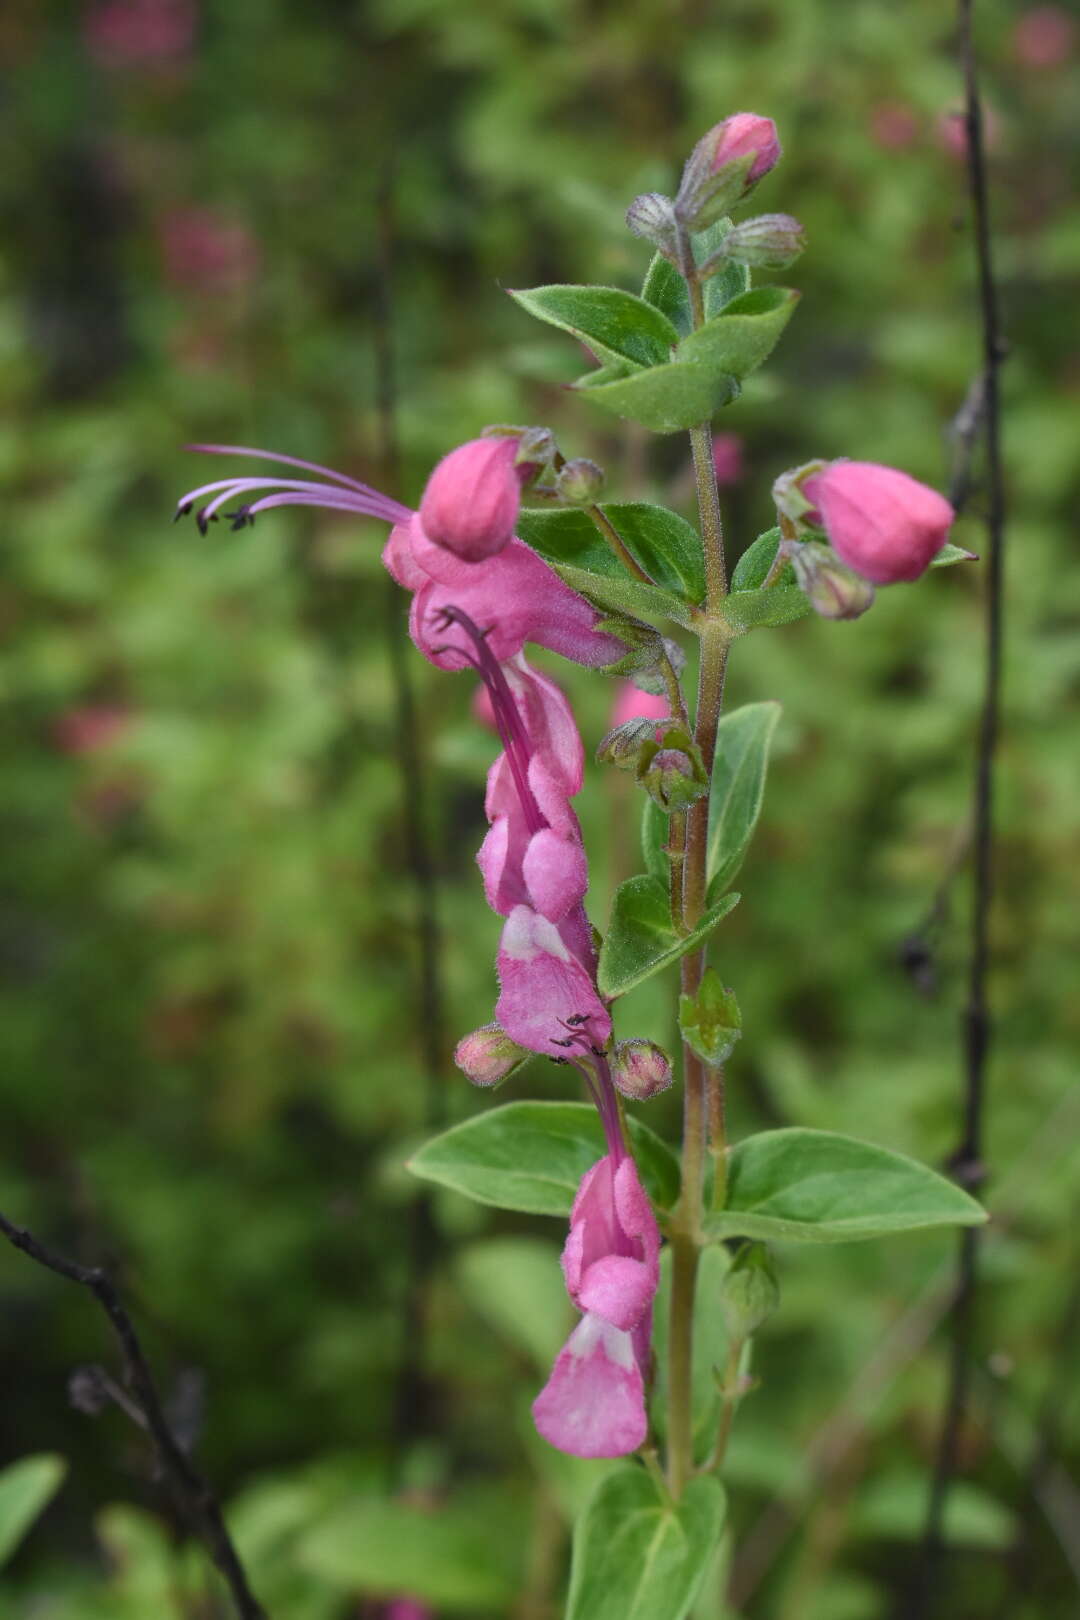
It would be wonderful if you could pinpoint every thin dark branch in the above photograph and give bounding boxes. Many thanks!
[373,158,448,1454]
[913,0,1008,1606]
[0,1210,267,1620]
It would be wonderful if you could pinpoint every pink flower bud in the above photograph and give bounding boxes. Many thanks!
[454,1022,528,1087]
[707,113,782,187]
[800,461,955,585]
[418,437,525,563]
[611,1039,673,1101]
[1013,6,1074,68]
[711,432,745,487]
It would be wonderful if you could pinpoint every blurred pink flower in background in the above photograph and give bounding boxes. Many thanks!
[711,431,745,486]
[159,208,260,296]
[1013,6,1074,67]
[52,705,130,756]
[84,0,196,69]
[382,1601,432,1620]
[608,681,668,732]
[869,102,920,151]
[937,103,1001,160]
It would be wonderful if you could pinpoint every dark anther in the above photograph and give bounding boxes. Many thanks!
[195,508,218,536]
[550,1037,576,1049]
[225,506,254,532]
[565,1013,588,1027]
[173,501,192,521]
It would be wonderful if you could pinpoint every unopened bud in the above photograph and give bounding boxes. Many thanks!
[788,542,877,621]
[717,213,806,269]
[676,113,782,232]
[611,1038,673,1100]
[556,458,605,504]
[625,192,678,256]
[597,715,662,773]
[800,460,956,585]
[419,437,525,562]
[454,1022,528,1087]
[639,722,708,812]
[720,1243,780,1340]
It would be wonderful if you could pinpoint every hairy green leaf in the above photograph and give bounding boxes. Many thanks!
[508,284,679,368]
[575,361,740,434]
[567,1468,725,1620]
[706,702,782,898]
[599,874,740,998]
[677,288,799,380]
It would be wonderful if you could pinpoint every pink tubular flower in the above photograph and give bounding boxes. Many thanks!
[419,437,526,562]
[708,113,781,186]
[800,460,955,585]
[533,1145,660,1458]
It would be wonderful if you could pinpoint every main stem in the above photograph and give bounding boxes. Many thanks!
[666,225,731,1498]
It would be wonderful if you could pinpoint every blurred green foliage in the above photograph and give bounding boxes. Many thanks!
[1,0,1078,1615]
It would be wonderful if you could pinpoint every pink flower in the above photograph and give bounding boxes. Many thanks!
[84,0,196,69]
[533,1151,660,1459]
[937,105,1001,160]
[711,432,745,486]
[870,102,920,152]
[608,681,669,732]
[1013,6,1074,67]
[419,437,526,562]
[707,113,781,187]
[800,460,954,585]
[159,208,259,296]
[52,705,130,755]
[383,1601,432,1620]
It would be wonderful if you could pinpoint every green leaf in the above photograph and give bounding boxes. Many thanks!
[296,1488,522,1610]
[553,560,696,628]
[677,288,799,380]
[455,1237,568,1372]
[599,875,740,998]
[508,284,679,368]
[518,503,705,604]
[722,587,811,632]
[679,970,742,1066]
[730,528,789,591]
[706,1128,988,1244]
[641,253,691,336]
[706,702,782,899]
[703,257,751,318]
[0,1453,66,1568]
[567,1467,725,1620]
[576,361,740,435]
[408,1101,681,1216]
[641,797,669,886]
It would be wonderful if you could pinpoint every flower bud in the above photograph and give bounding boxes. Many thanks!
[419,437,525,562]
[556,458,605,505]
[677,113,782,231]
[788,541,876,621]
[625,192,678,256]
[639,733,708,812]
[719,213,806,269]
[720,1243,780,1340]
[596,715,662,773]
[611,1039,673,1101]
[800,460,956,585]
[454,1022,528,1087]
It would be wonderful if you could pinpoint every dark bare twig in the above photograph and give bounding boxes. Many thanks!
[0,1210,267,1620]
[913,0,1008,1607]
[373,158,448,1453]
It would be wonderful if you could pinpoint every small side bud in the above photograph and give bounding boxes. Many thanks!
[596,715,663,773]
[719,213,806,269]
[720,1243,780,1340]
[771,459,828,530]
[639,722,708,812]
[454,1022,528,1087]
[788,541,877,621]
[625,192,678,257]
[556,458,605,505]
[611,1038,673,1100]
[679,970,742,1066]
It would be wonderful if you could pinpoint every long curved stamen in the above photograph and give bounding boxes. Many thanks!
[185,443,403,502]
[438,605,545,837]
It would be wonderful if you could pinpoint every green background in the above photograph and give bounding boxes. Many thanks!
[1,0,1078,1614]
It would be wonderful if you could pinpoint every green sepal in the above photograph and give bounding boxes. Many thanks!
[705,1128,988,1244]
[706,701,782,900]
[677,287,799,380]
[598,875,740,998]
[566,1467,725,1620]
[932,541,979,567]
[679,969,742,1066]
[408,1100,681,1217]
[641,252,692,336]
[508,283,679,368]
